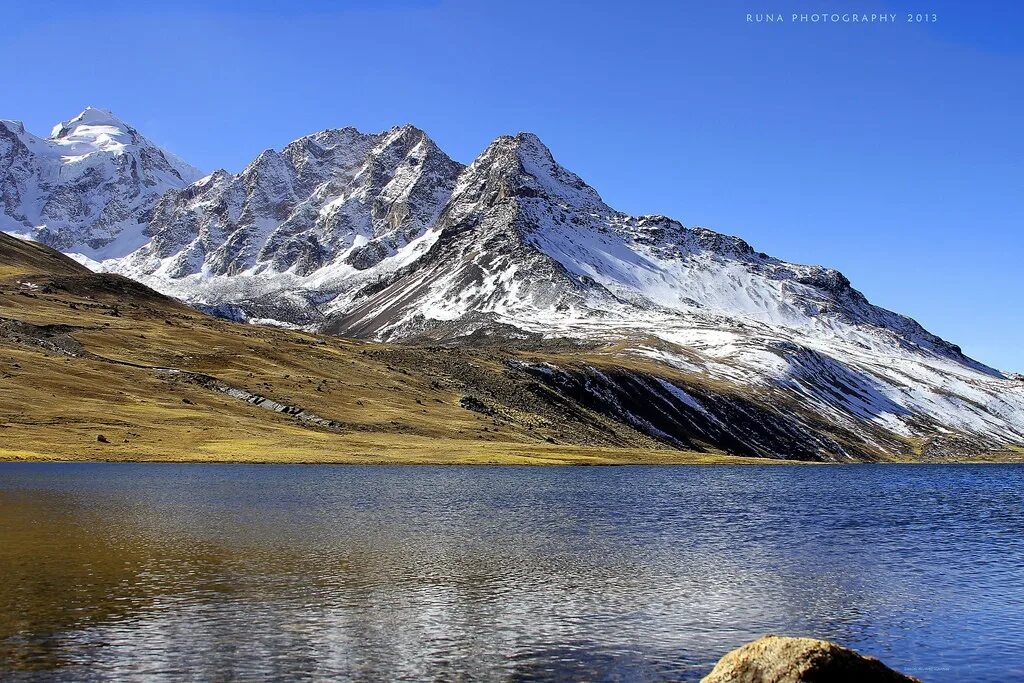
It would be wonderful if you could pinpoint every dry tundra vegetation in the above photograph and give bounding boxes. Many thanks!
[0,233,781,465]
[3,234,1019,465]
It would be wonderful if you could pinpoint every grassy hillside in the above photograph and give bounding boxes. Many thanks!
[0,234,90,278]
[0,233,774,465]
[4,235,1017,464]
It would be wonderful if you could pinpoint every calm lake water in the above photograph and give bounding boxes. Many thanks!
[1,463,1022,682]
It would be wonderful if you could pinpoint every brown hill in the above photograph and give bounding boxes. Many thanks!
[0,234,769,464]
[0,232,93,277]
[4,235,1015,463]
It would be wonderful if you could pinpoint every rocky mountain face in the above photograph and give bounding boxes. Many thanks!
[131,125,461,277]
[2,109,1022,460]
[0,108,202,259]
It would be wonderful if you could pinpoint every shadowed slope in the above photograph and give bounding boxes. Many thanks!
[0,233,91,277]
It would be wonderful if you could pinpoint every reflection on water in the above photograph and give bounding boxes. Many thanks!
[1,464,1022,681]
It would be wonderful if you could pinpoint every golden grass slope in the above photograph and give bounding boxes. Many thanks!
[0,234,772,465]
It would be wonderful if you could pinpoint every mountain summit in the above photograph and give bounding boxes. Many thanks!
[0,108,202,259]
[2,111,1022,459]
[49,106,134,144]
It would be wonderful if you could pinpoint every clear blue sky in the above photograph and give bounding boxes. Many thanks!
[3,0,1022,371]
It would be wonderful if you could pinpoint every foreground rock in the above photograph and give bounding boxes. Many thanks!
[701,635,920,683]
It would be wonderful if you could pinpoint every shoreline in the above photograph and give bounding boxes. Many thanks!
[2,453,1021,466]
[0,451,804,466]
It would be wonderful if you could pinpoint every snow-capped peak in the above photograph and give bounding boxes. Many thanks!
[489,131,550,157]
[46,108,143,162]
[1,107,203,258]
[49,106,132,140]
[453,131,606,215]
[116,121,463,281]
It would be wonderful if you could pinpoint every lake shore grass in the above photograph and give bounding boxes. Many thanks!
[3,441,1021,465]
[0,437,790,466]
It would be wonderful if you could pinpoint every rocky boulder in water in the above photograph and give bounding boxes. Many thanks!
[701,635,920,683]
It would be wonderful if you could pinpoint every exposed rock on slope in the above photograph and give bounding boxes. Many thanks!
[115,124,463,326]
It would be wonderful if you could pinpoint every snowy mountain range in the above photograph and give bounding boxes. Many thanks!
[3,108,1022,459]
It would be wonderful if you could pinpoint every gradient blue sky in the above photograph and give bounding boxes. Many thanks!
[3,0,1022,371]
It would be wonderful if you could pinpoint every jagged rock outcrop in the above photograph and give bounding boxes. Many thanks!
[123,124,461,280]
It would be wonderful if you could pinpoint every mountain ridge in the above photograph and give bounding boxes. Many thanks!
[2,108,1022,459]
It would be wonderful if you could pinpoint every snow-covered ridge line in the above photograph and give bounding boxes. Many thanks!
[1,107,203,259]
[2,108,1022,457]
